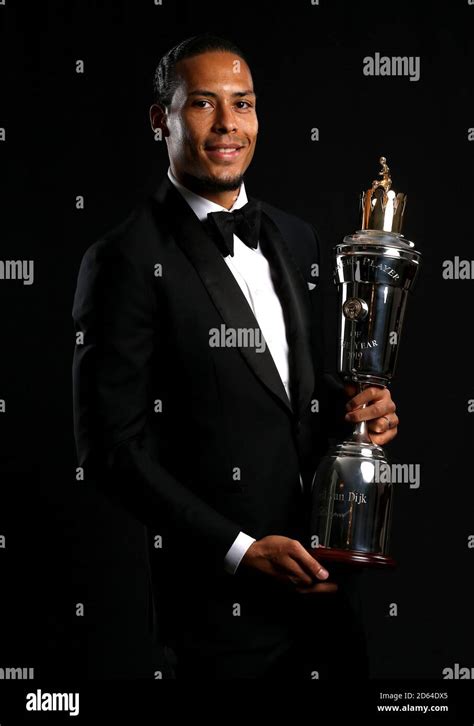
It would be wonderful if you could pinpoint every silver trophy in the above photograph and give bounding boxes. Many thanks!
[310,157,421,568]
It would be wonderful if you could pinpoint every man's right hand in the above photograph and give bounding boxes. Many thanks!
[240,535,338,594]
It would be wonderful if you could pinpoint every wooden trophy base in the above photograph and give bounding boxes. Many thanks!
[312,546,396,569]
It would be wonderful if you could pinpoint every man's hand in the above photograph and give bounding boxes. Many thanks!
[344,384,399,446]
[240,535,338,594]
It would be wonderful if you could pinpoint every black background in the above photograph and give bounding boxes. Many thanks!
[1,0,473,683]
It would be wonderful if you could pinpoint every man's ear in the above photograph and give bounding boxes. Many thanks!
[149,103,169,137]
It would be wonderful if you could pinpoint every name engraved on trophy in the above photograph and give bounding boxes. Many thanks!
[334,490,367,504]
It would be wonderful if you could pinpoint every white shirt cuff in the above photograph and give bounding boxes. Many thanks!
[223,531,256,575]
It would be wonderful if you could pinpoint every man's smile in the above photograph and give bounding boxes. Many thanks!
[204,142,246,162]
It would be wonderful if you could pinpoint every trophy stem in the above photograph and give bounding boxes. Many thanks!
[351,382,378,445]
[352,407,372,444]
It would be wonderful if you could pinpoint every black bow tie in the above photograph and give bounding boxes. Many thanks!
[206,199,262,257]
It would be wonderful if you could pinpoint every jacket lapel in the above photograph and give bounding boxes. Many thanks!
[152,176,314,420]
[258,206,315,422]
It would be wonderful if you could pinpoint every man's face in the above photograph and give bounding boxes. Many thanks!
[154,51,258,192]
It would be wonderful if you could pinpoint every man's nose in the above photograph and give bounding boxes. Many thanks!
[212,103,237,133]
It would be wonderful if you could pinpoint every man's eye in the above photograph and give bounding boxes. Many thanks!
[193,100,211,108]
[236,101,252,109]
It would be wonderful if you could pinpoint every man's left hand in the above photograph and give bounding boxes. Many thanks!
[344,384,399,446]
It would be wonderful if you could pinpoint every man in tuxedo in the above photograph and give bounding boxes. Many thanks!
[72,34,399,679]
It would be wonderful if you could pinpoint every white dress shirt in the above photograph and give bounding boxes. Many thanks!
[166,167,302,575]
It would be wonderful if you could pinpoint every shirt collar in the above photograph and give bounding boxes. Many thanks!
[167,166,248,222]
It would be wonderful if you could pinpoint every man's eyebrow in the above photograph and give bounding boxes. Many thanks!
[188,89,257,98]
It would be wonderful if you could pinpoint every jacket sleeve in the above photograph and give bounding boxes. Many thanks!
[72,238,242,571]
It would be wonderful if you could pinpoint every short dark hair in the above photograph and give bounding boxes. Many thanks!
[153,33,251,108]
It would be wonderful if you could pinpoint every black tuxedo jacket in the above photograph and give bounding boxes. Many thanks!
[72,175,353,675]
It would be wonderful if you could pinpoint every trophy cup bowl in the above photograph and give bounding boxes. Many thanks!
[310,157,421,568]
